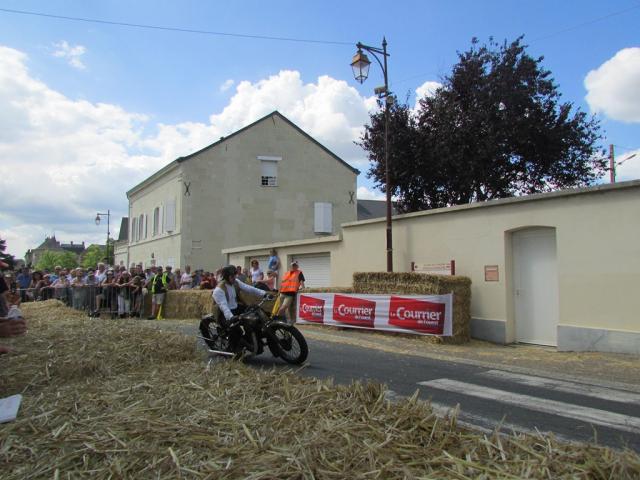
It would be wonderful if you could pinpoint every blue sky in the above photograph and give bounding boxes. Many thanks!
[1,1,639,258]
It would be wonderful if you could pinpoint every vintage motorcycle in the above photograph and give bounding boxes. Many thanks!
[198,296,308,365]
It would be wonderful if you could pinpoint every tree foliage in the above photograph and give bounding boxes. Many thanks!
[35,250,78,271]
[0,238,16,270]
[359,37,606,212]
[81,244,106,269]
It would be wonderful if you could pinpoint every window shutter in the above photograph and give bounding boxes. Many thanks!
[260,160,278,186]
[153,207,159,236]
[165,200,176,232]
[314,202,332,234]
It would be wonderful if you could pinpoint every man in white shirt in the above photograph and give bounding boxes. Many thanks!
[180,265,194,290]
[212,265,269,324]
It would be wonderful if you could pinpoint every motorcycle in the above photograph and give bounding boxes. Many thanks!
[198,296,309,365]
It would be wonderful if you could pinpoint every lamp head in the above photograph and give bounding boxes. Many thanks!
[351,49,371,84]
[95,214,100,226]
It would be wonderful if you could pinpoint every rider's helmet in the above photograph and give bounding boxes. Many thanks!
[221,265,237,282]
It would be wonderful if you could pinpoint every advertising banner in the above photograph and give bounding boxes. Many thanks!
[297,292,453,336]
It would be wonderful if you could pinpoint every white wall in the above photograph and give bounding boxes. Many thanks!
[223,181,640,351]
[127,163,183,268]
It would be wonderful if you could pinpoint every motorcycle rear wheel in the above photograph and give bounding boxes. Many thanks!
[199,318,231,352]
[268,324,308,365]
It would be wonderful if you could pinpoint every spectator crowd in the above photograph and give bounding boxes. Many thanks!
[3,248,284,321]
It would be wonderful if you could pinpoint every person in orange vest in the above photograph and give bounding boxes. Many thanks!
[277,261,305,324]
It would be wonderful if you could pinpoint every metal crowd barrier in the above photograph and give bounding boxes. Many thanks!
[15,285,147,319]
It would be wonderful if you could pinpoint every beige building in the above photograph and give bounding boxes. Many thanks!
[225,180,640,354]
[116,111,359,270]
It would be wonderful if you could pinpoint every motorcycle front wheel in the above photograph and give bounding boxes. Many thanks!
[268,324,308,365]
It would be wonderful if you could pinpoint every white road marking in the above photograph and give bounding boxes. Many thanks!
[418,379,640,435]
[384,390,571,441]
[478,370,640,405]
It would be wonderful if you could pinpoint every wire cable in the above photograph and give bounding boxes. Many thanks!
[0,7,352,46]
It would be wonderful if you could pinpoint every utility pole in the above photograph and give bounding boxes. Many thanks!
[609,144,615,183]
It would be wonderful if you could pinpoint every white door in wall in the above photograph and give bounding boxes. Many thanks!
[512,228,559,346]
[291,254,331,288]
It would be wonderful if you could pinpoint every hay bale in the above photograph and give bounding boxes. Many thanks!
[163,289,214,319]
[0,301,638,479]
[157,289,277,321]
[352,272,471,344]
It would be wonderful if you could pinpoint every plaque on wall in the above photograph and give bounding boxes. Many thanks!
[484,265,499,282]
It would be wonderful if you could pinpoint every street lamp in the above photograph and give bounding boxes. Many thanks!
[351,38,393,271]
[95,210,111,266]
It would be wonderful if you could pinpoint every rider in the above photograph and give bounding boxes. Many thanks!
[212,265,271,328]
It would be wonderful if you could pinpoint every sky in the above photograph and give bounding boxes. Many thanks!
[0,1,639,259]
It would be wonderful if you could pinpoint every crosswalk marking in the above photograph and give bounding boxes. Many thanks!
[418,379,640,435]
[478,370,640,405]
[385,389,574,441]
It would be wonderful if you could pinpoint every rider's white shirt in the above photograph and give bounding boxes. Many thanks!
[212,279,266,320]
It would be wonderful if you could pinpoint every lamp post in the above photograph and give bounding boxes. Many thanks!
[95,210,111,266]
[351,37,393,271]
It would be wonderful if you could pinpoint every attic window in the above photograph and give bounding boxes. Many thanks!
[258,156,281,187]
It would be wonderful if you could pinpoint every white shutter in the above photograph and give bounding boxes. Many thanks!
[314,202,332,234]
[131,218,137,242]
[165,201,176,232]
[260,160,278,186]
[292,254,331,288]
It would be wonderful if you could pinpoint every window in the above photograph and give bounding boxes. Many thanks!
[138,214,144,240]
[153,207,160,236]
[314,202,333,234]
[144,214,148,239]
[165,200,176,232]
[131,218,137,242]
[258,155,281,187]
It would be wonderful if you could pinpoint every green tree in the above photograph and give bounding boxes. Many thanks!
[0,237,16,270]
[35,250,78,271]
[82,244,106,269]
[360,37,606,212]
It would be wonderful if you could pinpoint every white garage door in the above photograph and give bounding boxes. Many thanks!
[292,254,331,288]
[248,255,270,272]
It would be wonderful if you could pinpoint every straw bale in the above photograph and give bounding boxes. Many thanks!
[352,272,471,344]
[163,290,215,319]
[0,301,638,478]
[154,290,277,321]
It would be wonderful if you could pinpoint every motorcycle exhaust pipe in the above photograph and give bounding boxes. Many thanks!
[207,349,235,357]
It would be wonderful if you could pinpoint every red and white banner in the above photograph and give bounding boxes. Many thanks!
[297,292,453,336]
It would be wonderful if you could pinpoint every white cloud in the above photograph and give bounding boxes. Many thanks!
[0,46,389,258]
[357,186,385,201]
[415,81,442,101]
[52,41,87,70]
[615,149,640,182]
[585,47,640,123]
[219,79,234,92]
[412,80,442,114]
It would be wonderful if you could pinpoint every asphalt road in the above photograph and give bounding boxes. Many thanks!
[241,335,640,451]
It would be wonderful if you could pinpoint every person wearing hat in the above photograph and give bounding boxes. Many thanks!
[276,261,305,324]
[213,265,271,322]
[209,265,273,351]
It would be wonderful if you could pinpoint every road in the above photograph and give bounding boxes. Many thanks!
[242,336,640,451]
